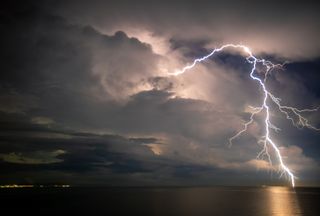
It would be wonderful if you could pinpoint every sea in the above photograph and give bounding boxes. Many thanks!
[1,186,319,215]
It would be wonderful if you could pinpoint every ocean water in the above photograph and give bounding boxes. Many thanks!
[1,186,319,215]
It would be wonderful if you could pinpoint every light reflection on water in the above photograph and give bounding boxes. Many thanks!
[1,186,319,215]
[149,186,305,216]
[267,187,302,216]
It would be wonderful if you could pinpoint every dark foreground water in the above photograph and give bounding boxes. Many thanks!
[1,186,319,215]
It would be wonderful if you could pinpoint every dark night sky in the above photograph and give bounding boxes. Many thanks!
[0,0,320,186]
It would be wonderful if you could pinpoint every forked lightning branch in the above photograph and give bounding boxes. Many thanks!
[169,44,320,187]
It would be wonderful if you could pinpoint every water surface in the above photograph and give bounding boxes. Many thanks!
[1,186,319,215]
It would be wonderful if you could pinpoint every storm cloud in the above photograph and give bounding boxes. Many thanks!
[0,1,319,186]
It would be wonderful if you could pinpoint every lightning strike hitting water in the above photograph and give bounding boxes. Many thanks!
[169,44,320,187]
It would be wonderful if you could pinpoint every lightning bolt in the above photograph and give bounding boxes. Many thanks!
[169,44,320,187]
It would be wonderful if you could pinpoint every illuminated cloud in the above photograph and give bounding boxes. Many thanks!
[143,144,163,155]
[0,150,66,165]
[58,1,320,60]
[31,116,55,125]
